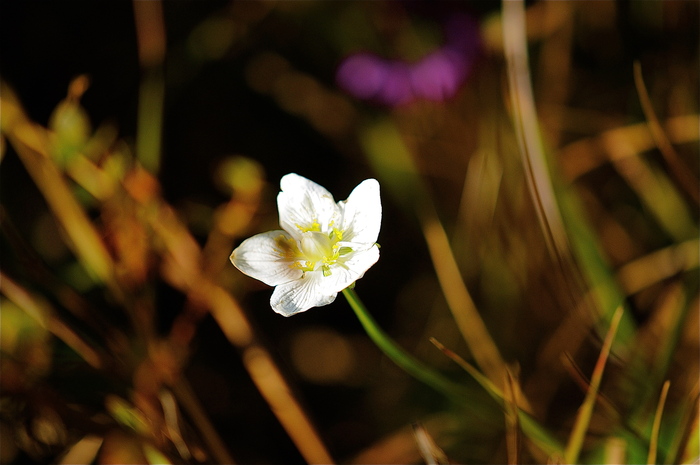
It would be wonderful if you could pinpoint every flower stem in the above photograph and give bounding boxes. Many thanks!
[342,288,565,459]
[342,287,467,403]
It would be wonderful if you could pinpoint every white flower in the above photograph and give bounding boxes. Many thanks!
[230,173,381,316]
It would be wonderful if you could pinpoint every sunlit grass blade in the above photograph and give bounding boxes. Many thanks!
[648,380,671,465]
[564,305,625,464]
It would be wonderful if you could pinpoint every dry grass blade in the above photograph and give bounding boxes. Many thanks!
[57,436,103,465]
[0,84,121,299]
[560,352,620,421]
[665,381,699,464]
[648,380,671,465]
[502,0,571,262]
[143,196,334,464]
[352,414,458,465]
[413,422,450,465]
[429,337,563,460]
[421,208,518,402]
[159,390,192,461]
[563,305,625,464]
[611,147,696,242]
[243,345,335,464]
[603,437,627,465]
[633,61,699,205]
[2,83,332,464]
[427,333,503,402]
[0,272,103,370]
[559,115,699,180]
[504,370,521,465]
[361,116,517,402]
[170,380,235,464]
[615,239,699,296]
[133,0,165,174]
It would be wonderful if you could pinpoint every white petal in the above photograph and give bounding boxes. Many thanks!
[278,173,340,239]
[341,244,380,278]
[270,273,337,316]
[339,179,381,244]
[230,231,303,287]
[323,245,380,292]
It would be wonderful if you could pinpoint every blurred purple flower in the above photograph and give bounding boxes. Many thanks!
[336,14,481,106]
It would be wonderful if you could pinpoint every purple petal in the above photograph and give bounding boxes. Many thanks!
[409,49,466,101]
[336,13,482,107]
[336,53,389,100]
[376,61,414,106]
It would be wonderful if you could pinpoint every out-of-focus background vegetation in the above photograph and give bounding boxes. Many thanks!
[0,1,698,464]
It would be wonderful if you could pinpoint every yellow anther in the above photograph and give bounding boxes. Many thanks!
[329,227,343,242]
[297,219,321,233]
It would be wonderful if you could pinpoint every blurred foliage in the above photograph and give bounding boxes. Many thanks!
[0,0,698,464]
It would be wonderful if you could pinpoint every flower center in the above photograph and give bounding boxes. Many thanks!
[294,230,353,277]
[300,231,334,262]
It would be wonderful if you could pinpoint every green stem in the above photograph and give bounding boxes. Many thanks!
[342,287,467,403]
[343,287,565,459]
